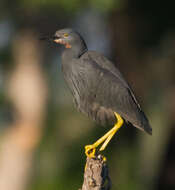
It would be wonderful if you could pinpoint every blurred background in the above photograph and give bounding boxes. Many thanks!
[0,0,175,190]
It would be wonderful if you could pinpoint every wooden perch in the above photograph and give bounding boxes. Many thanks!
[80,154,111,190]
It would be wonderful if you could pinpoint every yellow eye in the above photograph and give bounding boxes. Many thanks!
[63,33,69,37]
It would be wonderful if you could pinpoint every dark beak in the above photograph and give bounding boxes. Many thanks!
[40,35,59,41]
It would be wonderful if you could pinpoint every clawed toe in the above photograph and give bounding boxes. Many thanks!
[85,145,96,158]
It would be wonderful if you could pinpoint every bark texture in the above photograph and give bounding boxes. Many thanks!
[80,155,111,190]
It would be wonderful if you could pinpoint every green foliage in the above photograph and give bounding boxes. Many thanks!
[15,0,124,12]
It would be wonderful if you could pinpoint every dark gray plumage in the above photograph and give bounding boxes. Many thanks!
[52,28,152,135]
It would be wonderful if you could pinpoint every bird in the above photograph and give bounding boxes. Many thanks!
[42,28,152,158]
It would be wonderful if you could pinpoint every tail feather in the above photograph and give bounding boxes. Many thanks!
[140,110,152,135]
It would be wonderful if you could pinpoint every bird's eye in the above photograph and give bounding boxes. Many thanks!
[63,33,69,37]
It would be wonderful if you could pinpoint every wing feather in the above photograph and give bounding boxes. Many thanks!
[77,52,152,134]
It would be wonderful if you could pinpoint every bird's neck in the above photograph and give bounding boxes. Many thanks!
[62,41,87,61]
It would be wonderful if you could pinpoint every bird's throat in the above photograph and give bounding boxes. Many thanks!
[62,45,87,60]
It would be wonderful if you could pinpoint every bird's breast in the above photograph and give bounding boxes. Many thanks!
[61,58,116,126]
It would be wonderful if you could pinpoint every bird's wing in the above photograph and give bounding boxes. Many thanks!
[82,51,142,109]
[78,54,151,134]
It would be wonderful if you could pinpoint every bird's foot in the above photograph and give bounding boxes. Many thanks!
[85,145,96,158]
[101,155,107,162]
[85,145,107,162]
[85,113,123,158]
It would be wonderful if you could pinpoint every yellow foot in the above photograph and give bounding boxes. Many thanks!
[85,113,123,158]
[97,154,107,162]
[102,155,107,162]
[85,145,96,158]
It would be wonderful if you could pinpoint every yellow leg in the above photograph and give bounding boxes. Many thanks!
[85,112,124,157]
[99,132,115,151]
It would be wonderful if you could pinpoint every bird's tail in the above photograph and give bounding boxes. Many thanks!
[140,110,152,135]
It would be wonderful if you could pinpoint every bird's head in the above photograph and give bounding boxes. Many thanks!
[41,28,87,56]
[44,28,85,49]
[52,28,75,48]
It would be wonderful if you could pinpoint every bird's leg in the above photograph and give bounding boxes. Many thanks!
[99,122,122,151]
[85,112,124,157]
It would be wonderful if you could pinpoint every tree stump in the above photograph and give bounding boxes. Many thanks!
[80,155,111,190]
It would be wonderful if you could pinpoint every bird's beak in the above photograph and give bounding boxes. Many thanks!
[40,35,69,47]
[40,35,60,42]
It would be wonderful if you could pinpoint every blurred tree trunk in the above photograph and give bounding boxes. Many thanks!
[0,30,47,190]
[138,54,174,190]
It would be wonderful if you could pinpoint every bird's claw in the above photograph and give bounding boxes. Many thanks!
[101,155,107,162]
[85,145,96,158]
